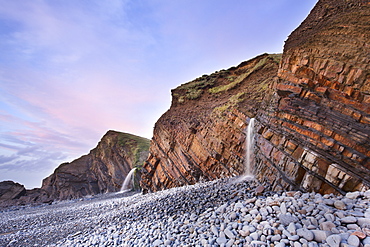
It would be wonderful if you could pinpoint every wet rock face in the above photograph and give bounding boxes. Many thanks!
[42,130,150,200]
[141,54,281,192]
[142,0,370,194]
[254,0,370,193]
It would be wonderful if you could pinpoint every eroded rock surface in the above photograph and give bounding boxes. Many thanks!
[254,0,370,193]
[41,130,150,200]
[141,53,281,192]
[141,0,370,194]
[1,130,150,207]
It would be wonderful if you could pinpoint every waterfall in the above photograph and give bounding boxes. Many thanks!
[244,118,255,178]
[120,168,136,192]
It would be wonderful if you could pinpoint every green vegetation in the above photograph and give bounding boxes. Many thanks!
[175,71,228,101]
[212,92,246,117]
[186,88,203,100]
[177,74,215,90]
[118,133,151,169]
[209,54,282,94]
[209,73,249,94]
[176,76,216,101]
[173,54,282,102]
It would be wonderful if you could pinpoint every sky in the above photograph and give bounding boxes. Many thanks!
[0,0,318,189]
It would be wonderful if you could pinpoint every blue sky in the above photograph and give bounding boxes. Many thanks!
[0,0,317,188]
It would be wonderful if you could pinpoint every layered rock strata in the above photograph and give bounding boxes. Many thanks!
[1,130,150,206]
[141,0,370,194]
[254,0,370,194]
[42,130,150,200]
[141,54,281,192]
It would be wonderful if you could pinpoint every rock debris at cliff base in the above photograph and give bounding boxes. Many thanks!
[1,178,370,247]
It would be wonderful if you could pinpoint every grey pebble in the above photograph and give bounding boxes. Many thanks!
[347,235,360,247]
[326,234,341,247]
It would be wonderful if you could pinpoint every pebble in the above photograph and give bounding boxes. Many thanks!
[333,200,346,210]
[279,214,298,226]
[153,239,163,246]
[346,192,360,200]
[297,228,314,241]
[326,234,341,247]
[287,222,297,234]
[216,236,227,245]
[320,221,336,231]
[312,230,331,243]
[341,216,357,224]
[0,177,369,247]
[347,235,360,246]
[224,228,235,239]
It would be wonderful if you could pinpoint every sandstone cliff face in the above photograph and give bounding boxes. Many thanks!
[41,130,150,200]
[141,0,370,194]
[254,0,370,193]
[141,54,281,192]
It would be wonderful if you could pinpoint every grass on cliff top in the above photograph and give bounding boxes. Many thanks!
[209,54,281,94]
[117,132,150,169]
[212,92,246,118]
[175,71,228,101]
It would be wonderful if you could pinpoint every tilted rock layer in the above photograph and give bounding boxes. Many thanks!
[254,0,370,193]
[1,130,150,207]
[141,53,281,192]
[42,130,150,200]
[141,0,370,194]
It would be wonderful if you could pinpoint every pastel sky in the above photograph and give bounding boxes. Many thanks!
[0,0,317,189]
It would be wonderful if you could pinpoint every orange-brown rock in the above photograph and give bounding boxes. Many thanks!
[141,0,370,194]
[141,53,281,192]
[1,130,150,207]
[41,130,150,200]
[254,0,370,193]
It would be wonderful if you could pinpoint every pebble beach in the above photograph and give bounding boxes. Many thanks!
[1,177,370,247]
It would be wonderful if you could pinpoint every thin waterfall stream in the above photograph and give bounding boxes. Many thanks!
[244,117,255,178]
[120,168,136,192]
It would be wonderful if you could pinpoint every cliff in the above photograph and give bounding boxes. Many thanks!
[0,130,150,207]
[141,53,281,192]
[141,0,370,194]
[41,130,150,200]
[254,0,370,193]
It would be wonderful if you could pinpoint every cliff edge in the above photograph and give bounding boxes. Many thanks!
[0,130,150,207]
[141,54,281,192]
[141,0,370,194]
[254,0,370,193]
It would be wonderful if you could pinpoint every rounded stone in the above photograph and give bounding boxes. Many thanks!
[229,212,237,221]
[333,200,346,210]
[345,192,360,200]
[275,242,286,247]
[294,242,302,247]
[271,235,282,242]
[250,231,259,240]
[224,228,235,239]
[297,228,314,241]
[288,235,300,241]
[287,222,297,235]
[320,221,336,231]
[216,236,227,245]
[326,234,341,247]
[341,216,357,224]
[347,235,360,246]
[153,239,163,247]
